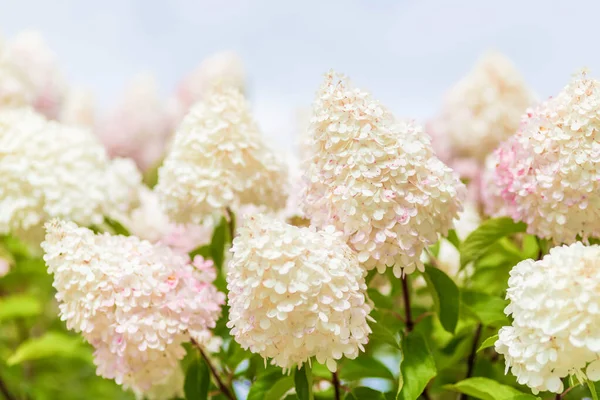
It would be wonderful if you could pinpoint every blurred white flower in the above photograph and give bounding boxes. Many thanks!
[227,214,372,372]
[0,108,140,243]
[483,70,600,243]
[496,242,600,394]
[98,73,172,171]
[1,31,66,119]
[302,70,465,276]
[42,220,225,397]
[59,86,95,128]
[429,51,532,164]
[156,83,288,224]
[172,51,245,119]
[0,257,10,277]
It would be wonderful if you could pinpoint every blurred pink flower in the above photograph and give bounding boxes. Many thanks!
[97,73,172,171]
[0,258,10,277]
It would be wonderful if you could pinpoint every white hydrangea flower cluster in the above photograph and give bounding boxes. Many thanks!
[156,84,288,224]
[483,70,600,243]
[302,71,465,276]
[496,242,600,394]
[0,108,141,243]
[429,51,532,163]
[98,73,173,171]
[42,220,225,398]
[227,214,372,372]
[0,31,66,118]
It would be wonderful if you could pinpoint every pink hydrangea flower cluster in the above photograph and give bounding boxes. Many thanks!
[302,71,466,276]
[483,70,600,243]
[42,220,225,397]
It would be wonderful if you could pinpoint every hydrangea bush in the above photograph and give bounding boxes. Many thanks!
[3,33,600,400]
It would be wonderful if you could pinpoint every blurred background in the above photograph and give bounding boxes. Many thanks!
[1,0,599,152]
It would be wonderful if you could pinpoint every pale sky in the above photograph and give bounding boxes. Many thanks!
[1,0,599,151]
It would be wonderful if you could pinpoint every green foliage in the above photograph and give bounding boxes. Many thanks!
[460,217,527,267]
[397,331,437,400]
[345,387,387,399]
[477,334,499,353]
[444,377,539,400]
[422,266,459,334]
[0,293,42,322]
[294,364,314,400]
[7,332,93,366]
[184,355,210,400]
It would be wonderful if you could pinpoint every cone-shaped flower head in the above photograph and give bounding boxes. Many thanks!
[483,70,600,243]
[156,84,288,224]
[42,220,225,397]
[429,51,533,163]
[496,242,600,394]
[226,214,372,372]
[0,108,141,243]
[302,71,466,276]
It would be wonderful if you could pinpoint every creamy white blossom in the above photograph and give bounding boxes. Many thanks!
[429,51,532,163]
[59,86,95,128]
[156,84,288,224]
[483,70,600,243]
[496,242,600,394]
[0,108,140,243]
[227,214,372,372]
[302,70,465,275]
[42,220,225,397]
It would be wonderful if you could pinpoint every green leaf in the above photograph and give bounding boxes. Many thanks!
[369,320,401,349]
[460,217,527,267]
[0,293,43,322]
[247,368,295,400]
[339,355,394,381]
[422,266,460,334]
[210,216,230,268]
[345,387,387,399]
[588,379,599,400]
[446,229,461,249]
[7,332,93,365]
[184,356,210,400]
[444,377,539,400]
[397,331,437,400]
[294,364,313,400]
[461,290,510,327]
[477,334,499,353]
[104,217,130,236]
[367,288,394,310]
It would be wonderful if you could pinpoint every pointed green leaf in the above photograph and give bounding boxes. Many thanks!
[7,332,92,365]
[461,290,510,327]
[294,364,313,400]
[184,356,210,400]
[345,387,387,399]
[339,355,394,381]
[397,331,437,400]
[460,217,527,267]
[477,334,499,353]
[0,293,42,322]
[444,377,539,400]
[368,320,401,349]
[423,266,460,334]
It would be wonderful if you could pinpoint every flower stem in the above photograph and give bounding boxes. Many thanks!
[401,274,414,332]
[332,371,341,400]
[459,324,483,400]
[191,338,236,400]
